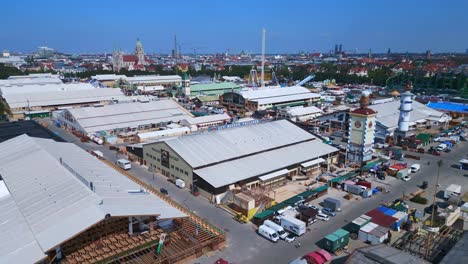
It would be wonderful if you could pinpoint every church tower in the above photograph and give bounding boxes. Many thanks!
[112,49,123,72]
[135,38,145,65]
[347,91,377,164]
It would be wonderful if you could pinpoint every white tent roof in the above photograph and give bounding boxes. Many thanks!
[369,100,447,129]
[3,88,123,108]
[163,120,315,168]
[65,99,191,133]
[194,140,337,188]
[258,169,289,181]
[0,135,185,263]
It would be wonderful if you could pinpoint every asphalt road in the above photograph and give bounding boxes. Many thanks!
[47,121,468,264]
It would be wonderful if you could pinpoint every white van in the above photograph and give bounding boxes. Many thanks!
[175,179,185,188]
[117,159,131,170]
[263,220,288,239]
[410,164,421,173]
[258,225,279,242]
[436,143,447,152]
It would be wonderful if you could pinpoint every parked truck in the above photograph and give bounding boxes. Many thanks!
[323,197,342,212]
[278,215,306,236]
[444,184,462,199]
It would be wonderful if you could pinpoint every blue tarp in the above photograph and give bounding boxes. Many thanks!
[383,208,398,216]
[427,102,468,114]
[377,205,390,214]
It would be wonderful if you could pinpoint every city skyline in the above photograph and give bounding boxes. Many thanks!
[1,0,467,54]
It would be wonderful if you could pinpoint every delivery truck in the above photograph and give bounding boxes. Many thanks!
[278,215,306,236]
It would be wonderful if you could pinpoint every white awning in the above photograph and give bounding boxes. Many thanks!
[409,122,416,126]
[259,169,289,182]
[416,119,427,123]
[301,158,325,168]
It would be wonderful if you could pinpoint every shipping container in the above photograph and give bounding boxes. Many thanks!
[368,225,389,244]
[323,197,341,212]
[391,211,408,230]
[358,222,378,242]
[356,180,372,189]
[323,229,349,253]
[343,181,355,192]
[345,215,372,234]
[362,189,373,198]
[346,184,363,195]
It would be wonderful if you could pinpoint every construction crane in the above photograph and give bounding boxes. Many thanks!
[296,74,315,86]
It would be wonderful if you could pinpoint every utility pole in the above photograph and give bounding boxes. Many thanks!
[261,28,266,87]
[174,34,178,75]
[425,159,442,259]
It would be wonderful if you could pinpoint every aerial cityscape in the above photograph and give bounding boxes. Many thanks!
[0,1,467,264]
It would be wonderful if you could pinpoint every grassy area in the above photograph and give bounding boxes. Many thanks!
[410,194,428,204]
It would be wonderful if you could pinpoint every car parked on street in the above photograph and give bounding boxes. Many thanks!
[305,204,320,211]
[402,175,411,181]
[316,213,330,221]
[284,232,296,243]
[321,208,336,217]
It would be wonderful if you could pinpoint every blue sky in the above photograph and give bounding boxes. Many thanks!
[1,0,467,54]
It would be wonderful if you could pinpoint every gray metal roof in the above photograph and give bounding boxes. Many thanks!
[0,135,185,263]
[345,244,429,264]
[194,140,337,188]
[3,88,124,108]
[0,82,91,96]
[163,120,315,168]
[65,99,192,133]
[181,113,231,125]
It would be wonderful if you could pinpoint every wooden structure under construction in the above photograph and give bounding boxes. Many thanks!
[392,225,463,263]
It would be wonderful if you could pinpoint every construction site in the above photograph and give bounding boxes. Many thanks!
[392,224,463,263]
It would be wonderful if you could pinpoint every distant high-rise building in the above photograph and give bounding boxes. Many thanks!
[426,50,431,60]
[38,46,55,58]
[334,44,338,55]
[339,44,343,53]
[387,48,391,56]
